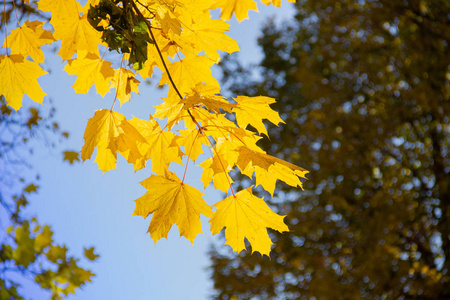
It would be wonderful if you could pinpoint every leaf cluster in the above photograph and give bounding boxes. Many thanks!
[88,0,152,69]
[1,0,305,257]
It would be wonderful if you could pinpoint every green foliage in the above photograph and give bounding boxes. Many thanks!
[88,0,153,69]
[210,0,450,298]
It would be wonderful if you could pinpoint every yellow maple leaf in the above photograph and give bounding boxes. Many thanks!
[236,146,308,195]
[55,14,101,60]
[81,109,145,172]
[156,7,182,36]
[38,0,101,59]
[64,51,114,97]
[173,129,210,161]
[133,170,213,243]
[181,83,234,113]
[81,109,122,172]
[110,68,140,105]
[128,117,183,174]
[199,158,235,192]
[211,0,258,22]
[210,187,289,255]
[175,0,211,21]
[0,54,47,110]
[153,98,185,128]
[3,21,55,63]
[116,119,148,169]
[135,37,162,80]
[159,53,220,97]
[37,0,82,16]
[196,137,241,192]
[178,12,239,61]
[232,95,284,136]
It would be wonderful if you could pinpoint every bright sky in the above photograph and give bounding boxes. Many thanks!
[17,2,296,299]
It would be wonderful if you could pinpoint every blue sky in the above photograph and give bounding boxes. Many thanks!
[9,2,296,299]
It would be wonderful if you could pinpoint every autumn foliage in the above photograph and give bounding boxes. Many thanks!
[1,0,305,256]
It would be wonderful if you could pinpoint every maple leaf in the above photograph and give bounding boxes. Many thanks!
[159,53,220,97]
[236,146,308,195]
[128,117,183,174]
[81,109,146,172]
[178,12,239,61]
[64,51,114,97]
[181,83,234,113]
[37,0,82,17]
[133,170,213,243]
[110,68,140,105]
[38,0,102,59]
[115,119,148,169]
[83,247,99,261]
[197,137,240,192]
[136,29,175,79]
[232,95,284,136]
[0,54,47,110]
[153,97,185,129]
[155,7,182,36]
[3,21,55,63]
[63,151,80,164]
[198,156,234,192]
[211,0,258,22]
[58,17,102,59]
[24,184,39,193]
[173,129,210,161]
[35,225,53,251]
[81,109,122,172]
[210,187,289,255]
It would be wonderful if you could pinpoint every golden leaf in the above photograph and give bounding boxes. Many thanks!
[236,146,308,195]
[159,54,219,97]
[211,0,258,22]
[133,170,213,243]
[64,51,114,97]
[3,21,55,63]
[0,54,47,110]
[81,110,147,172]
[233,95,284,136]
[111,68,140,105]
[128,117,183,174]
[210,187,289,255]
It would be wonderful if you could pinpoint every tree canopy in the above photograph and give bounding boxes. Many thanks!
[210,0,450,299]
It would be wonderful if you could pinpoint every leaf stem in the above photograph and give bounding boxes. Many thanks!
[203,124,249,148]
[130,0,235,195]
[194,108,229,140]
[130,0,183,100]
[3,0,8,55]
[11,0,20,27]
[200,128,236,197]
[111,55,125,111]
[130,0,201,128]
[181,130,201,183]
[160,114,191,131]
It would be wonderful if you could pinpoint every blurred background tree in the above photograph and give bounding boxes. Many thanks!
[209,0,450,299]
[1,5,97,299]
[0,96,98,299]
